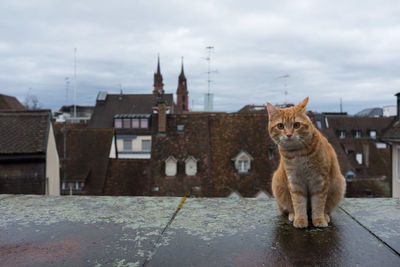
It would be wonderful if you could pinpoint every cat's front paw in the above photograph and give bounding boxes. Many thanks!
[324,214,331,223]
[293,217,308,228]
[288,212,294,222]
[312,217,328,228]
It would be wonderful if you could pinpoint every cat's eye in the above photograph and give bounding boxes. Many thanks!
[277,123,284,130]
[293,122,301,129]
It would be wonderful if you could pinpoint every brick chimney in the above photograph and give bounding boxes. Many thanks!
[158,102,167,133]
[396,92,400,121]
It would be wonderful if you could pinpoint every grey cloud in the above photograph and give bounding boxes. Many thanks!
[0,0,399,113]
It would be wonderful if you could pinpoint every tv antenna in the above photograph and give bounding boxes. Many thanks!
[73,48,77,119]
[65,77,70,102]
[205,46,218,94]
[275,74,290,103]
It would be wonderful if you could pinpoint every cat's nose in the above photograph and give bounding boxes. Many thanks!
[286,134,293,138]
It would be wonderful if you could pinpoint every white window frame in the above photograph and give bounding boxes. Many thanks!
[232,151,253,174]
[238,160,249,173]
[185,156,198,176]
[165,156,178,176]
[370,130,377,139]
[356,153,363,165]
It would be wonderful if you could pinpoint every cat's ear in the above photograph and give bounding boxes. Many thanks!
[267,102,279,119]
[296,97,309,113]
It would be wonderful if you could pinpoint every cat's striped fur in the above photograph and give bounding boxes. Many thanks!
[267,97,345,228]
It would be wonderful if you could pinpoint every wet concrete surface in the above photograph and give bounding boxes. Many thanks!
[1,195,400,266]
[341,198,400,254]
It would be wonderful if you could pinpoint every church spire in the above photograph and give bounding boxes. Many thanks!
[157,55,161,75]
[153,54,164,95]
[176,57,188,112]
[179,57,185,79]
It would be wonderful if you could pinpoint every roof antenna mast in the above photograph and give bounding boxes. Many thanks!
[205,46,218,95]
[340,97,343,113]
[73,48,77,119]
[204,46,218,111]
[206,46,213,95]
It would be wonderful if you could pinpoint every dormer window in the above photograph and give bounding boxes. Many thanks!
[177,124,184,132]
[132,119,140,128]
[338,130,346,139]
[356,153,363,165]
[369,130,377,139]
[268,146,275,160]
[114,114,150,129]
[232,151,254,173]
[165,156,178,176]
[353,130,362,138]
[140,118,148,128]
[114,119,122,128]
[123,119,130,128]
[184,156,198,176]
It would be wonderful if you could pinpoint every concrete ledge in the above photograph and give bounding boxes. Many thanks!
[1,195,399,266]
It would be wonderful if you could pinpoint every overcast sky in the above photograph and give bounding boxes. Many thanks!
[1,0,400,114]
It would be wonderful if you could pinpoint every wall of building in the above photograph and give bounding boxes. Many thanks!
[46,123,60,196]
[150,113,279,197]
[103,159,151,195]
[0,162,45,194]
[116,135,152,152]
[392,144,400,197]
[208,114,278,197]
[151,114,212,197]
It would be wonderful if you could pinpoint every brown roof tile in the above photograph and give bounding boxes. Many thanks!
[103,159,151,196]
[382,118,400,140]
[88,94,173,128]
[0,94,25,110]
[0,110,50,154]
[321,115,392,179]
[54,127,114,195]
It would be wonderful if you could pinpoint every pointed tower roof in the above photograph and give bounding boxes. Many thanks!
[157,55,161,75]
[179,57,186,82]
[176,56,189,112]
[179,57,185,78]
[153,54,164,95]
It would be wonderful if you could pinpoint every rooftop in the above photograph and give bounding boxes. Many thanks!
[0,94,25,110]
[0,110,50,155]
[1,195,399,266]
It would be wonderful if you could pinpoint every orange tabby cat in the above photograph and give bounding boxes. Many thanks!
[267,97,345,228]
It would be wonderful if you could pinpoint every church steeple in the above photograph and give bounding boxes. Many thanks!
[153,55,164,95]
[176,57,188,112]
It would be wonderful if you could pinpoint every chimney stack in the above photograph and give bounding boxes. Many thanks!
[396,92,400,121]
[158,102,167,133]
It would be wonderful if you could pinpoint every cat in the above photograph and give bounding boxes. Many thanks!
[267,97,345,228]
